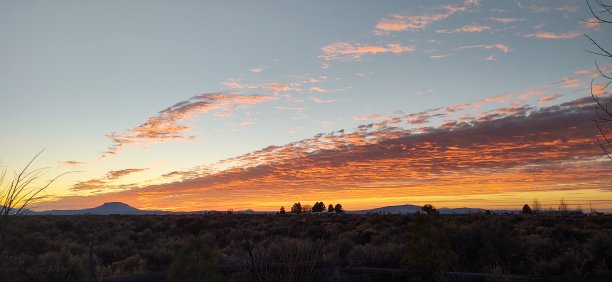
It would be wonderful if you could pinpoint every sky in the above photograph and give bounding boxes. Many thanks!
[1,0,611,212]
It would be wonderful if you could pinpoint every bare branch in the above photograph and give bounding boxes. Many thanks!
[585,35,612,58]
[587,0,612,23]
[0,150,66,217]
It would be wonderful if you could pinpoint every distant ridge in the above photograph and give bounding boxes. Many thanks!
[349,204,488,215]
[30,202,265,215]
[33,202,172,215]
[29,202,489,215]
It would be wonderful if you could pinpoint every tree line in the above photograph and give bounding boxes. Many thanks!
[279,202,343,214]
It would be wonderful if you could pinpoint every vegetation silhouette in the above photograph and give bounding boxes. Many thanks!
[167,237,225,282]
[0,150,67,218]
[1,204,610,281]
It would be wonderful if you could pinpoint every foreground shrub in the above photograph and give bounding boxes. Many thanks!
[168,237,225,282]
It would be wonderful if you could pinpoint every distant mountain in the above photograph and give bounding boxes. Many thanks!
[31,202,268,215]
[35,202,172,215]
[349,204,487,215]
[438,207,488,214]
[349,204,422,214]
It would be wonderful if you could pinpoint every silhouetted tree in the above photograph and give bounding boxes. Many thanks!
[522,204,533,215]
[312,202,325,212]
[327,204,335,213]
[334,203,343,214]
[290,202,302,214]
[302,204,312,213]
[559,199,569,214]
[279,206,286,215]
[421,204,439,215]
[532,199,542,214]
[585,0,612,159]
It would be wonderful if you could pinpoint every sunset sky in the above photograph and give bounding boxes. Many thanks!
[2,0,611,212]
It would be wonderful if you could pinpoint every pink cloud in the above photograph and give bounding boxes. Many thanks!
[562,77,582,88]
[538,94,563,104]
[309,86,327,93]
[250,66,264,73]
[459,44,511,53]
[373,5,468,34]
[524,31,581,39]
[592,83,609,97]
[445,103,470,113]
[437,25,491,33]
[556,5,579,13]
[430,54,450,59]
[223,79,298,93]
[582,18,601,29]
[320,42,415,61]
[274,106,306,112]
[489,17,520,23]
[473,94,513,109]
[518,87,547,99]
[352,113,392,122]
[310,97,336,104]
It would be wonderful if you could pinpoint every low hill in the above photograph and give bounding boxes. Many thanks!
[34,202,171,215]
[350,204,487,214]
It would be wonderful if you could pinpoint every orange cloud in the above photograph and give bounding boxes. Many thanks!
[524,31,581,39]
[592,83,608,97]
[107,168,148,180]
[62,161,85,166]
[48,96,612,211]
[71,168,148,192]
[374,5,468,34]
[320,42,415,61]
[71,179,108,192]
[102,93,275,157]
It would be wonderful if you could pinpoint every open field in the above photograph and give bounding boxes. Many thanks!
[1,214,612,281]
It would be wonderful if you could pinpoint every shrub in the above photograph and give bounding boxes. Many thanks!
[167,237,225,282]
